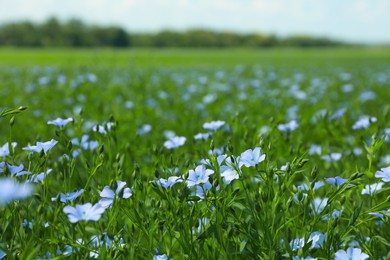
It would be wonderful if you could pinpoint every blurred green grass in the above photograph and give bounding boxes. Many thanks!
[1,47,390,68]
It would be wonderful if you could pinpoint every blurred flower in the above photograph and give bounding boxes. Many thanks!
[321,153,342,162]
[59,189,84,203]
[277,120,298,132]
[353,148,363,156]
[362,182,384,195]
[194,132,212,140]
[334,248,369,260]
[312,197,328,214]
[221,167,239,184]
[308,144,322,155]
[0,142,17,157]
[93,122,114,134]
[194,181,213,199]
[326,176,347,186]
[375,166,390,182]
[341,84,353,93]
[153,254,168,260]
[151,176,182,189]
[22,139,58,153]
[4,163,31,176]
[99,181,132,208]
[163,130,176,139]
[72,135,99,151]
[0,178,34,206]
[164,136,186,149]
[63,203,106,223]
[290,232,325,251]
[239,147,266,167]
[369,209,390,220]
[47,117,73,127]
[137,124,152,136]
[0,248,6,259]
[290,237,305,251]
[203,120,225,131]
[28,169,52,183]
[309,232,326,248]
[352,116,377,130]
[187,165,214,188]
[359,91,377,102]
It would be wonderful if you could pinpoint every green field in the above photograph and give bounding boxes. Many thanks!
[1,48,390,259]
[1,47,390,68]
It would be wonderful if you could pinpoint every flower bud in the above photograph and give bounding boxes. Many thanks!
[9,116,15,126]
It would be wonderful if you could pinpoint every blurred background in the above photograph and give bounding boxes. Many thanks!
[0,0,389,48]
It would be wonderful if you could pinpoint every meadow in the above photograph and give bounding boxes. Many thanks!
[0,47,390,259]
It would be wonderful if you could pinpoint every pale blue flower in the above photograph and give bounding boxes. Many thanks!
[47,117,73,127]
[187,165,214,188]
[6,163,31,176]
[290,232,325,252]
[352,116,377,130]
[239,147,266,167]
[152,176,182,189]
[202,120,225,131]
[321,153,342,162]
[369,209,390,220]
[22,139,58,153]
[362,182,384,195]
[99,181,132,208]
[308,144,322,155]
[153,254,168,260]
[335,248,369,260]
[326,176,347,186]
[280,163,289,171]
[220,167,239,184]
[312,197,328,214]
[290,237,305,251]
[0,142,17,157]
[200,154,227,167]
[0,248,6,259]
[164,136,186,149]
[323,207,344,220]
[292,257,317,260]
[194,181,213,199]
[59,189,84,203]
[89,251,99,258]
[63,203,106,223]
[309,232,326,248]
[194,132,212,140]
[353,148,363,156]
[72,135,99,151]
[93,122,114,134]
[375,166,390,182]
[137,124,152,136]
[277,120,298,132]
[0,162,4,172]
[359,91,377,102]
[0,178,34,206]
[28,169,52,183]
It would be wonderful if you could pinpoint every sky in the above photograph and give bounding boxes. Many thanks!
[0,0,389,44]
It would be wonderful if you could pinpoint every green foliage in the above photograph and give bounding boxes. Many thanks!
[0,50,389,258]
[0,17,348,48]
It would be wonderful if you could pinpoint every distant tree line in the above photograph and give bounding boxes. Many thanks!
[0,18,346,48]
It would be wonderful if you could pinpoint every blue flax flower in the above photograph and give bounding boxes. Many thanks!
[63,203,106,223]
[0,178,34,206]
[47,117,73,127]
[22,139,58,153]
[334,248,369,260]
[375,166,390,182]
